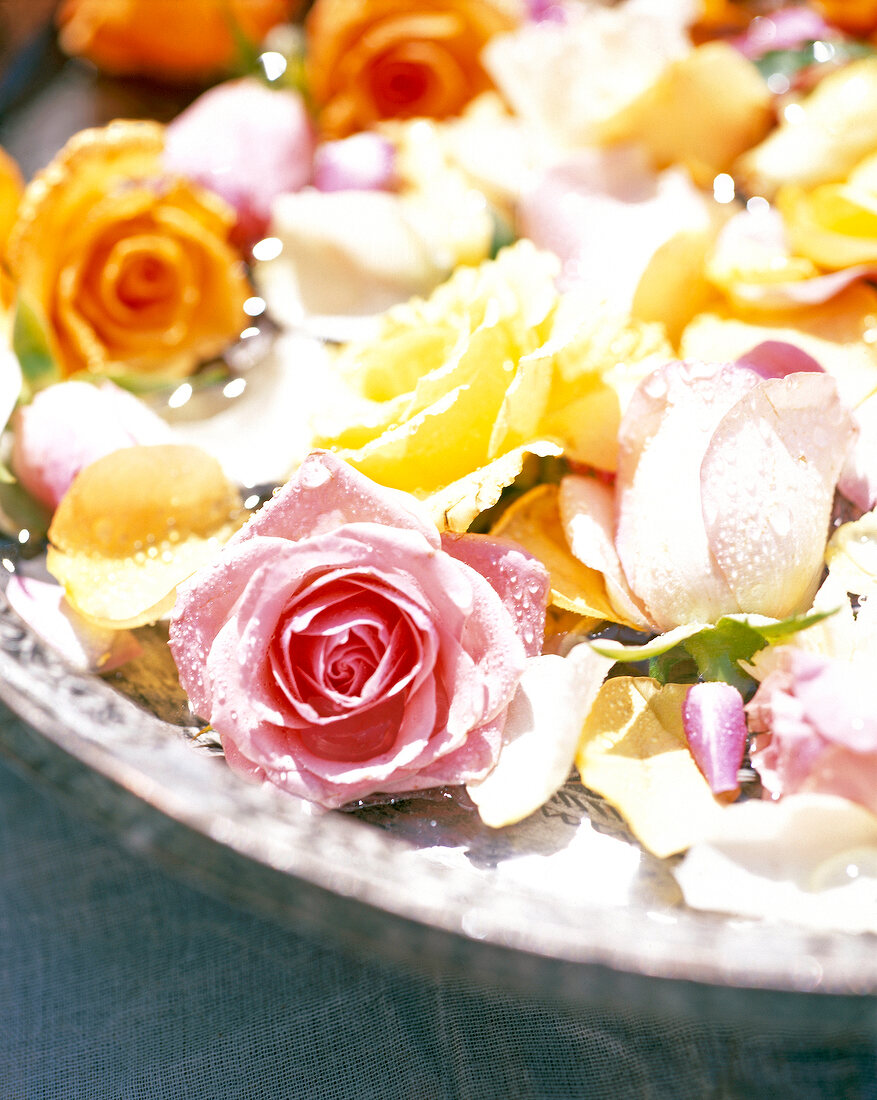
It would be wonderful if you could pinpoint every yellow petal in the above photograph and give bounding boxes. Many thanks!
[778,183,877,270]
[826,510,877,598]
[576,676,724,858]
[490,482,613,625]
[48,444,244,628]
[680,284,877,409]
[736,57,877,198]
[424,439,562,534]
[604,42,772,187]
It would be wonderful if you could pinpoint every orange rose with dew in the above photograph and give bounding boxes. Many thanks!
[306,0,522,138]
[57,0,296,82]
[7,120,250,382]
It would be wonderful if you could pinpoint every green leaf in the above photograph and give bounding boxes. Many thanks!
[12,296,60,399]
[683,618,765,694]
[223,3,262,77]
[0,480,51,551]
[648,645,699,686]
[755,40,877,84]
[489,208,516,260]
[589,606,836,694]
[589,623,703,662]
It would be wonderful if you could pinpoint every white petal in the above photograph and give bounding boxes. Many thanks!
[466,644,613,828]
[675,794,877,933]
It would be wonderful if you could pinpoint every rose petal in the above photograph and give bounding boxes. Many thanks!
[48,444,244,628]
[674,794,877,933]
[734,340,824,380]
[313,133,396,193]
[240,450,440,550]
[682,681,747,795]
[839,391,877,512]
[736,57,877,198]
[424,440,563,534]
[558,474,650,629]
[576,676,724,858]
[12,380,171,510]
[701,373,855,620]
[519,146,715,330]
[732,8,831,59]
[6,575,141,672]
[616,361,759,629]
[441,531,548,659]
[681,284,877,410]
[467,644,614,828]
[165,78,315,247]
[490,483,616,625]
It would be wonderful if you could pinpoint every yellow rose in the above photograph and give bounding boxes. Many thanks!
[7,120,250,382]
[312,241,673,530]
[306,0,521,138]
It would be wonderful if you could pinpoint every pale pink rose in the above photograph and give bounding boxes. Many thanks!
[312,133,396,193]
[169,451,548,808]
[748,647,877,814]
[12,380,171,510]
[731,8,831,61]
[164,78,316,248]
[559,359,856,631]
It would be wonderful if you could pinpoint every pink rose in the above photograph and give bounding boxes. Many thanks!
[164,78,316,248]
[169,451,548,808]
[12,380,171,510]
[748,648,877,814]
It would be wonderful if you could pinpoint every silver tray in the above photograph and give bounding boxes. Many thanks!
[2,598,877,1034]
[3,43,877,1037]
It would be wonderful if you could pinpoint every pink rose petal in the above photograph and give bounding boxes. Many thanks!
[239,451,440,549]
[440,532,549,658]
[12,381,171,510]
[165,78,315,248]
[313,134,396,193]
[701,373,855,620]
[732,9,832,60]
[682,681,747,795]
[170,452,534,809]
[734,340,825,380]
[520,146,710,307]
[616,361,759,630]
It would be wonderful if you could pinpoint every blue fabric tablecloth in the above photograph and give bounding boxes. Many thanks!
[3,747,877,1099]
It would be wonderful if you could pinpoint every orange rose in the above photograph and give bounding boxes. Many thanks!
[7,121,250,381]
[306,0,521,138]
[813,0,877,35]
[57,0,295,81]
[0,146,24,316]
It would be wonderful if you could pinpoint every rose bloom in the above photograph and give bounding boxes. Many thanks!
[164,79,316,249]
[57,0,295,81]
[169,451,548,808]
[557,356,855,632]
[312,241,673,517]
[11,380,171,511]
[7,121,250,381]
[306,0,521,138]
[813,0,877,35]
[748,647,877,815]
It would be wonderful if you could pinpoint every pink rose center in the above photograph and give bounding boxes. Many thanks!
[267,576,427,763]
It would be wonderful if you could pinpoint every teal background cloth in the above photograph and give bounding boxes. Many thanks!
[2,750,877,1099]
